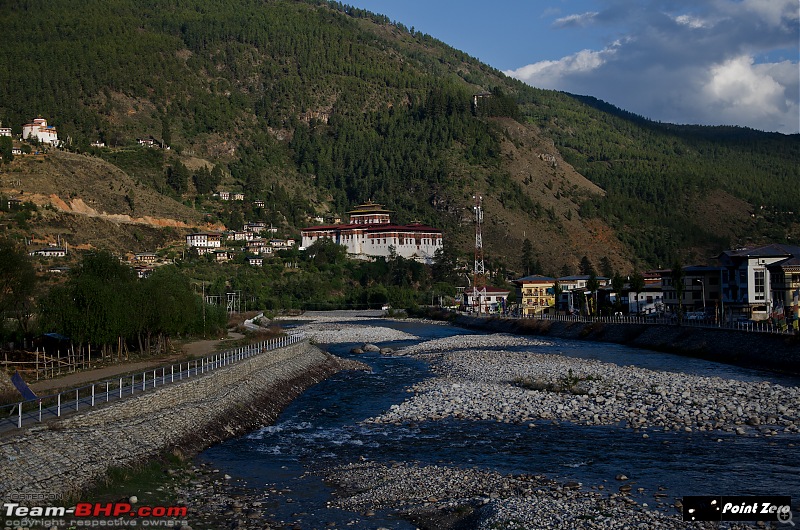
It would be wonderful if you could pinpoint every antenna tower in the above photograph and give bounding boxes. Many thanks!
[473,194,486,313]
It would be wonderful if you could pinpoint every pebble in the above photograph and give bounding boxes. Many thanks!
[340,329,799,529]
[323,461,703,529]
[200,320,799,530]
[364,334,800,437]
[287,321,419,344]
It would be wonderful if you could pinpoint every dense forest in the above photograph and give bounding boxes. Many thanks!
[0,0,798,268]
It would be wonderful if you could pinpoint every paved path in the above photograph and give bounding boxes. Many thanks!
[28,333,244,394]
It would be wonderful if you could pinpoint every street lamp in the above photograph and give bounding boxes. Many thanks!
[694,278,706,315]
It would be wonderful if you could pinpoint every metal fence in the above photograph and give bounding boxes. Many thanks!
[1,333,305,431]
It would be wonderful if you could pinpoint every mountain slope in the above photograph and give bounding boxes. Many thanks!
[0,0,796,273]
[1,150,216,254]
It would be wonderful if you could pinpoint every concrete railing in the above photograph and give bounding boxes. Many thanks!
[1,333,305,431]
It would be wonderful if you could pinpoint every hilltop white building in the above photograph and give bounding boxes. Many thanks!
[301,202,443,264]
[22,118,61,146]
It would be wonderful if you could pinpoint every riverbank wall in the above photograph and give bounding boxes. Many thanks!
[0,341,361,501]
[448,314,800,375]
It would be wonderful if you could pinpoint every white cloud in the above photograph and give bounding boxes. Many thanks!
[706,56,783,108]
[702,56,800,132]
[553,11,599,28]
[506,48,611,89]
[674,14,707,29]
[505,0,800,133]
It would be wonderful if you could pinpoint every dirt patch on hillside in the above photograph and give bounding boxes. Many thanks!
[27,209,188,254]
[1,151,227,250]
[482,118,632,275]
[1,150,204,223]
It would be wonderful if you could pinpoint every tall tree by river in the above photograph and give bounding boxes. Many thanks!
[38,251,226,358]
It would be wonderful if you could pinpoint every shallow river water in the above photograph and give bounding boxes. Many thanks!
[201,319,800,528]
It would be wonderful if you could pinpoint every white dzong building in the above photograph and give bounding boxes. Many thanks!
[301,202,443,264]
[22,118,61,146]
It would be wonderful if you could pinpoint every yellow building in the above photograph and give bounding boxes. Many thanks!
[514,275,556,316]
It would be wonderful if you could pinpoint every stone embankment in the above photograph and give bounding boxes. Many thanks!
[449,313,800,374]
[0,341,365,501]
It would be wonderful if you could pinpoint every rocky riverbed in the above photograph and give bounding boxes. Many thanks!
[369,334,800,437]
[291,321,419,345]
[189,320,796,529]
[330,331,796,528]
[322,460,764,529]
[172,455,761,530]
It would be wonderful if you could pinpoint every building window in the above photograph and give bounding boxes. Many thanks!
[754,270,765,301]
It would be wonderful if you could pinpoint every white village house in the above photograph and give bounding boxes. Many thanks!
[186,232,223,255]
[29,246,67,258]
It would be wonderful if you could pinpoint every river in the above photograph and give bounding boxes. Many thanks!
[200,318,800,528]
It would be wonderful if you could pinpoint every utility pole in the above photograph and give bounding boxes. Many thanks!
[473,194,486,314]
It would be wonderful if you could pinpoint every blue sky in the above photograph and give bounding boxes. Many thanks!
[343,1,799,134]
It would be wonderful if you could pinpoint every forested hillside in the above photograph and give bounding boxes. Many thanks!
[1,0,797,270]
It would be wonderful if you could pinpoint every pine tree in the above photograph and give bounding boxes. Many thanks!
[579,256,595,276]
[521,238,534,276]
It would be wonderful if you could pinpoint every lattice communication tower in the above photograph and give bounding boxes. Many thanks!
[473,194,486,313]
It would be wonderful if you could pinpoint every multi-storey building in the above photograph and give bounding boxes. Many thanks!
[244,222,267,233]
[557,275,610,292]
[301,202,443,264]
[717,244,800,320]
[186,232,223,250]
[514,275,556,316]
[767,257,800,318]
[661,265,722,316]
[134,252,158,264]
[462,286,511,314]
[22,118,60,146]
[29,246,67,258]
[231,231,255,242]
